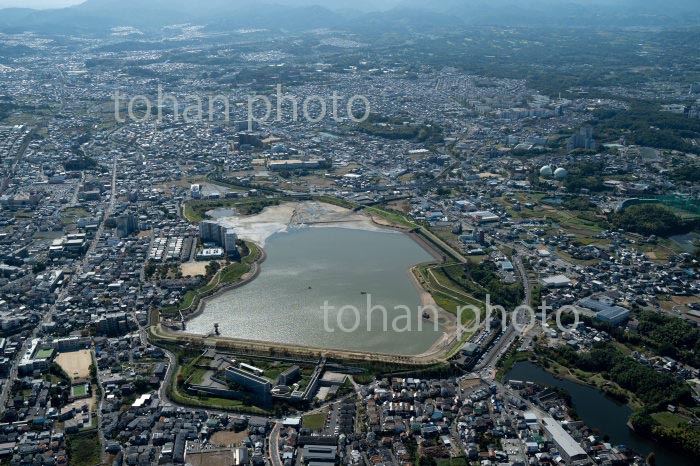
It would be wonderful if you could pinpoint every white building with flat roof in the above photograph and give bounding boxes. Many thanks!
[541,417,588,464]
[469,211,499,223]
[541,274,572,288]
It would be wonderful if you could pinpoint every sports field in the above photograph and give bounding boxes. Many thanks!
[72,384,88,397]
[56,349,93,382]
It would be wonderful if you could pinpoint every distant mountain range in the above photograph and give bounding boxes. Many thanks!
[0,0,699,34]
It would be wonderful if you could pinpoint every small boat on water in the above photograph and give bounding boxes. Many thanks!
[360,291,367,295]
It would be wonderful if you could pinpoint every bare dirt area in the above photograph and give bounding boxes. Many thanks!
[459,377,483,390]
[55,349,93,382]
[210,430,248,447]
[219,201,382,246]
[185,451,234,466]
[670,295,700,305]
[181,262,208,277]
[386,199,410,212]
[63,393,97,413]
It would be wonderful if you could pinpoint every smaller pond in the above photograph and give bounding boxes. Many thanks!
[506,362,693,466]
[207,208,236,218]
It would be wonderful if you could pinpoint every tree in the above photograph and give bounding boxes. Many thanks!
[205,260,220,277]
[2,409,18,422]
[144,261,156,279]
[32,262,47,274]
[611,204,684,236]
[646,452,656,466]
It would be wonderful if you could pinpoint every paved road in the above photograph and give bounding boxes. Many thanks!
[268,422,283,466]
[0,337,30,410]
[83,156,117,265]
[95,349,107,464]
[474,251,532,375]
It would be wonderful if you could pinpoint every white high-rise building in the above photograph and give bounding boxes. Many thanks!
[199,220,238,257]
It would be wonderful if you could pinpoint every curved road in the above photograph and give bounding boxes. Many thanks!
[269,422,283,466]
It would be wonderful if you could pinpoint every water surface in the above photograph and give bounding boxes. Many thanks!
[506,361,693,466]
[188,227,441,354]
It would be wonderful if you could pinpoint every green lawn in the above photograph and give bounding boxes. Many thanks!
[72,384,88,397]
[261,363,293,382]
[432,264,486,297]
[433,292,479,325]
[652,411,691,429]
[188,368,208,386]
[67,433,101,466]
[302,410,328,431]
[35,348,54,359]
[219,263,250,284]
[365,206,419,229]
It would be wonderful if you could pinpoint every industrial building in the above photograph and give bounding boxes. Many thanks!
[541,274,572,288]
[267,159,323,171]
[301,444,337,465]
[468,211,500,223]
[581,299,631,326]
[595,307,631,326]
[540,417,589,464]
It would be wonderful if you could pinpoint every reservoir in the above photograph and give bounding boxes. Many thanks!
[506,362,693,466]
[188,226,442,355]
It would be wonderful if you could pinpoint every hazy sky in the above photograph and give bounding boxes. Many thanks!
[0,0,84,8]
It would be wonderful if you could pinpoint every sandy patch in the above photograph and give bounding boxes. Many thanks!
[181,262,208,277]
[407,265,459,359]
[56,349,93,382]
[219,201,381,246]
[210,430,248,447]
[218,203,294,245]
